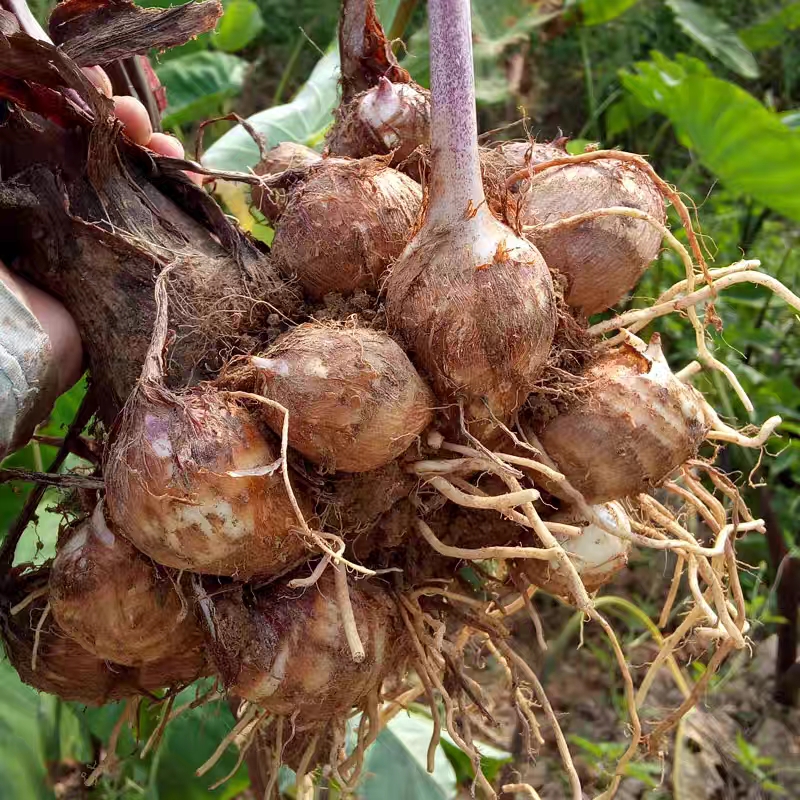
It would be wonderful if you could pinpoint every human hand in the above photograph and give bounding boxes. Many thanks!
[10,64,197,392]
[82,65,203,184]
[1,64,200,455]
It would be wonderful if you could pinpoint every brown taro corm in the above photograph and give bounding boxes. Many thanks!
[209,571,405,723]
[2,576,207,705]
[384,0,557,440]
[251,142,322,223]
[50,502,203,666]
[104,387,310,580]
[537,335,710,503]
[270,157,422,300]
[252,324,434,472]
[518,157,665,317]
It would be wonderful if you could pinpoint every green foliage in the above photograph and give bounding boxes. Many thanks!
[732,732,787,795]
[203,49,338,169]
[406,0,560,104]
[28,680,249,800]
[215,0,265,53]
[439,730,511,785]
[146,0,266,129]
[157,51,249,128]
[202,0,401,170]
[0,379,88,554]
[572,0,643,26]
[0,660,92,800]
[664,0,759,77]
[741,2,800,52]
[568,735,664,790]
[360,712,458,799]
[621,52,800,220]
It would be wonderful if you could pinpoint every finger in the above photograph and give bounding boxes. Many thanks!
[112,95,153,146]
[147,132,185,159]
[82,66,113,98]
[148,132,205,187]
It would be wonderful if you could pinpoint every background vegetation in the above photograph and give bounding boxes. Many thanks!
[2,0,799,797]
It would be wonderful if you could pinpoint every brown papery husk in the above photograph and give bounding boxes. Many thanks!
[251,142,321,223]
[1,574,209,704]
[209,571,406,724]
[270,156,422,300]
[385,207,557,441]
[327,80,431,181]
[251,323,434,472]
[535,336,710,504]
[480,139,567,216]
[49,502,202,666]
[517,157,665,317]
[104,385,310,579]
[0,35,296,424]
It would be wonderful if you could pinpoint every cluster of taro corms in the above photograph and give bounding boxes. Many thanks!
[2,0,799,796]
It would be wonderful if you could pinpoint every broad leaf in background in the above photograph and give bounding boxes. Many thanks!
[138,0,214,60]
[150,696,248,800]
[157,51,248,128]
[215,0,264,54]
[203,48,337,170]
[359,712,457,800]
[439,729,512,784]
[604,93,654,138]
[0,660,91,800]
[72,686,248,799]
[405,0,560,105]
[741,2,800,52]
[781,110,800,130]
[572,0,642,26]
[11,487,67,567]
[621,52,800,221]
[665,0,759,79]
[472,0,561,104]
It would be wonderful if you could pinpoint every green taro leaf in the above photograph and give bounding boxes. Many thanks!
[472,0,563,58]
[214,0,264,53]
[604,94,654,137]
[741,2,800,52]
[0,660,92,800]
[151,694,248,800]
[359,712,457,800]
[72,686,248,799]
[565,138,595,154]
[203,47,337,170]
[439,730,511,784]
[157,51,248,128]
[781,110,800,130]
[11,488,67,567]
[620,52,800,221]
[665,0,759,79]
[573,0,642,26]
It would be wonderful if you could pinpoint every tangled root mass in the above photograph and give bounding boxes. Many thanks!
[1,4,797,798]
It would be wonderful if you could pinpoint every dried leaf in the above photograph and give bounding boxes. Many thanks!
[49,0,223,67]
